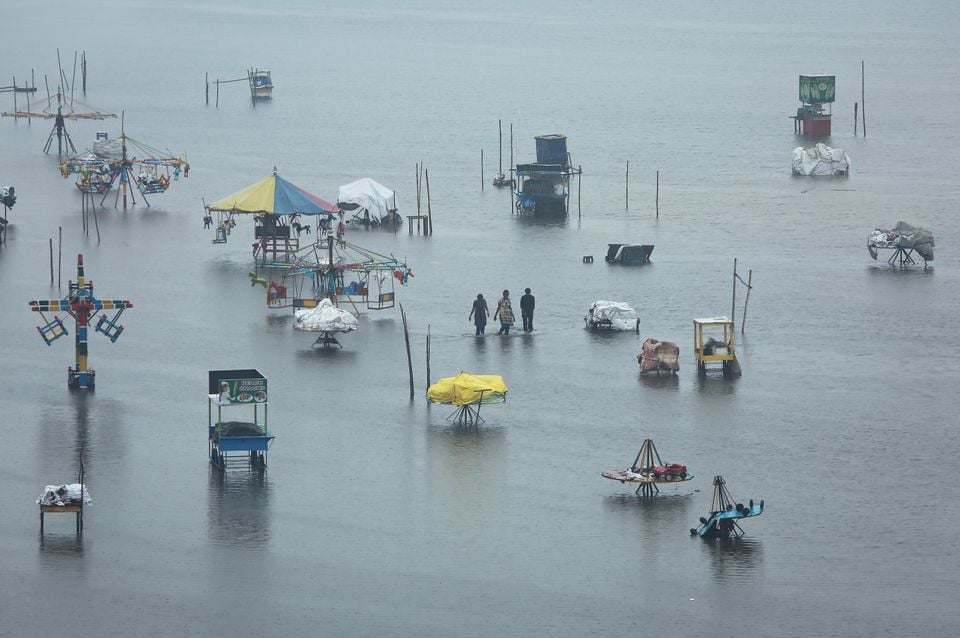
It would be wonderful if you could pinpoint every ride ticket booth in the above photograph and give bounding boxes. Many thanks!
[693,317,739,377]
[208,369,275,469]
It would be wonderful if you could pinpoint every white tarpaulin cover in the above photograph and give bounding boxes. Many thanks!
[586,300,639,331]
[791,143,850,176]
[37,484,92,505]
[294,299,359,332]
[337,178,397,222]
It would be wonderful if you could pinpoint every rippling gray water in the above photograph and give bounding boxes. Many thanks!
[2,2,959,636]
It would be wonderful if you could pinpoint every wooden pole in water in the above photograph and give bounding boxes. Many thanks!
[656,170,660,219]
[49,238,54,284]
[400,303,414,400]
[854,102,858,136]
[578,165,582,219]
[731,258,737,325]
[205,72,209,105]
[509,123,514,214]
[93,204,101,242]
[415,162,421,215]
[625,161,629,210]
[481,149,484,191]
[82,51,86,94]
[216,79,220,108]
[425,168,433,235]
[741,269,752,334]
[498,119,503,175]
[861,60,866,138]
[58,226,62,287]
[426,325,431,388]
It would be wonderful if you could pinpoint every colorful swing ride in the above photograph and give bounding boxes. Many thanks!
[59,116,189,209]
[29,254,133,390]
[602,438,694,496]
[690,475,764,539]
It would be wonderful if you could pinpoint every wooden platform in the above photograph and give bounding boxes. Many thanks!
[40,504,83,534]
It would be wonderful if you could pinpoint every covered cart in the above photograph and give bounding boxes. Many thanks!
[208,369,275,469]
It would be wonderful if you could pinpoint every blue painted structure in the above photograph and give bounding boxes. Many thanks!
[208,369,275,469]
[691,475,764,538]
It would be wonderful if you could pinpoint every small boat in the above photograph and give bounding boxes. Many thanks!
[248,69,273,99]
[605,243,654,265]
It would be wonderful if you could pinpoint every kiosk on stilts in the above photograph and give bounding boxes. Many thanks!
[208,369,275,470]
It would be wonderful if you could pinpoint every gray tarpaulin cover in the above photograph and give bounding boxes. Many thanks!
[868,221,934,261]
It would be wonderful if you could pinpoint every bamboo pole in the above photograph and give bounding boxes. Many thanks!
[93,204,101,242]
[509,123,514,214]
[12,76,17,117]
[854,102,858,136]
[58,226,62,287]
[656,170,660,219]
[82,52,86,94]
[861,60,866,138]
[400,303,414,400]
[425,168,433,235]
[625,161,629,210]
[578,165,582,219]
[481,149,484,191]
[741,269,752,334]
[498,119,503,174]
[731,258,737,325]
[426,325,431,388]
[49,238,54,284]
[205,72,209,105]
[216,79,220,108]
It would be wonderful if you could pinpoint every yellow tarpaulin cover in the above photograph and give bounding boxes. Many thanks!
[427,372,507,405]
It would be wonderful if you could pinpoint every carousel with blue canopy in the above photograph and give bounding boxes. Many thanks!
[208,369,275,470]
[204,168,339,263]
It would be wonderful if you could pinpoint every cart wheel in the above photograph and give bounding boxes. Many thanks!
[680,472,687,479]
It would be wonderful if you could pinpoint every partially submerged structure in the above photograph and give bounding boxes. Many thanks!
[602,438,694,496]
[427,371,507,426]
[248,69,273,99]
[204,169,339,262]
[337,178,399,226]
[605,243,654,265]
[691,475,764,539]
[638,338,679,374]
[293,297,358,348]
[868,221,934,269]
[29,255,133,390]
[792,74,834,136]
[585,300,639,331]
[693,316,740,377]
[514,134,582,216]
[208,369,275,469]
[791,143,850,176]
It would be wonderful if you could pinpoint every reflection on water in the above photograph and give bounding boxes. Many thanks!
[695,374,738,396]
[207,467,272,548]
[38,533,85,572]
[602,491,696,537]
[698,536,764,582]
[639,373,680,391]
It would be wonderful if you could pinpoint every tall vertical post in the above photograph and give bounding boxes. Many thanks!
[400,303,414,400]
[731,258,737,327]
[854,102,858,136]
[741,269,752,334]
[656,170,660,219]
[49,238,54,284]
[205,72,209,105]
[426,325,431,388]
[625,161,629,210]
[480,149,484,191]
[861,60,866,138]
[498,119,503,175]
[58,226,62,288]
[82,51,86,94]
[425,169,433,235]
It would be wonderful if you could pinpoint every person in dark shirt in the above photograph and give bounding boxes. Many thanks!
[520,288,535,331]
[469,293,490,336]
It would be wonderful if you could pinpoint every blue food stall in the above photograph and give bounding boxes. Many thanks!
[208,369,275,469]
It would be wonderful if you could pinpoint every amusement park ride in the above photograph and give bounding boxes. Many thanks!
[602,438,694,496]
[59,115,189,209]
[691,475,764,539]
[29,255,133,390]
[426,372,508,426]
[1,90,116,156]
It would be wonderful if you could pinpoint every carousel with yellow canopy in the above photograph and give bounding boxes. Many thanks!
[427,372,508,426]
[204,168,339,263]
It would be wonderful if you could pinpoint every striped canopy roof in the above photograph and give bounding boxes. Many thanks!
[207,172,339,216]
